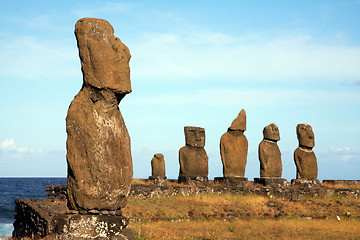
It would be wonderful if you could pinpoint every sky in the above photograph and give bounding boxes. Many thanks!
[0,0,359,180]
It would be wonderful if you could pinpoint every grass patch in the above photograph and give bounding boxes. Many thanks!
[130,219,360,240]
[124,193,360,220]
[124,193,360,239]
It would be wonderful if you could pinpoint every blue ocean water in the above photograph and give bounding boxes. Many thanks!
[0,178,67,237]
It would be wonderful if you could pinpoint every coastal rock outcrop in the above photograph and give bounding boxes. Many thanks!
[294,123,318,179]
[66,18,133,211]
[219,109,248,177]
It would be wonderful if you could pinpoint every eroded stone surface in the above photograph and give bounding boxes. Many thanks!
[220,110,248,177]
[179,127,208,178]
[66,18,133,211]
[151,153,165,177]
[259,123,282,178]
[12,198,134,240]
[294,124,318,179]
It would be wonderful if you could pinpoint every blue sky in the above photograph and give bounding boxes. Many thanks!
[1,1,359,180]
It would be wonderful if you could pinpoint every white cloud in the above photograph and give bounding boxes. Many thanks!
[326,146,360,162]
[130,32,360,82]
[0,138,42,156]
[0,139,16,150]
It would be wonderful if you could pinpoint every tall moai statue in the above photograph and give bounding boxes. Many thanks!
[215,109,248,185]
[254,123,287,187]
[149,153,167,186]
[66,18,133,212]
[220,109,248,177]
[178,126,209,184]
[294,123,318,179]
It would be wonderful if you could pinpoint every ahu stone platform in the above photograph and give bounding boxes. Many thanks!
[13,198,134,240]
[14,179,360,239]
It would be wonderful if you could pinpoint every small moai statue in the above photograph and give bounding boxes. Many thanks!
[254,123,288,187]
[214,109,248,185]
[259,123,282,178]
[149,153,167,186]
[178,126,208,184]
[292,123,319,187]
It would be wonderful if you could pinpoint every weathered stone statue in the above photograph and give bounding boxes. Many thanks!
[219,109,248,178]
[294,123,318,179]
[149,153,167,186]
[254,123,287,187]
[66,18,133,212]
[151,153,165,178]
[259,123,282,178]
[178,126,208,183]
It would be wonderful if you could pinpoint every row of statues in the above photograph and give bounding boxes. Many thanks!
[66,18,318,218]
[150,109,318,181]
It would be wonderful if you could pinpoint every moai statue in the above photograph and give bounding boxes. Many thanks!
[66,18,133,213]
[259,123,282,178]
[220,109,248,177]
[151,153,165,177]
[254,123,287,187]
[214,109,248,185]
[149,153,167,185]
[294,123,318,179]
[178,126,208,183]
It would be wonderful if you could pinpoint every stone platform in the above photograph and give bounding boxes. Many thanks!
[322,180,360,185]
[291,179,321,188]
[178,176,208,185]
[254,178,288,188]
[214,177,248,186]
[148,176,167,186]
[13,198,134,240]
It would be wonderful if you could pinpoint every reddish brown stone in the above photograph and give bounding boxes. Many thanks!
[259,123,282,178]
[66,18,133,211]
[294,124,318,179]
[220,110,248,177]
[151,153,165,177]
[179,127,208,177]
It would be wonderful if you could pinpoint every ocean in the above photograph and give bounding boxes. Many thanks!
[0,177,67,237]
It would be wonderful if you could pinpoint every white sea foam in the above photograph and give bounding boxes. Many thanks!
[0,223,13,238]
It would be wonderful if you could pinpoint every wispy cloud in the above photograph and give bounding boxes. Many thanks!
[342,79,360,85]
[127,88,360,108]
[326,146,360,162]
[0,139,42,158]
[0,35,80,81]
[1,15,53,31]
[130,32,360,82]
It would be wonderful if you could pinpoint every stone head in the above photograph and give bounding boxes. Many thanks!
[75,18,131,94]
[229,109,246,131]
[263,123,280,141]
[184,126,205,148]
[153,153,164,160]
[296,123,315,148]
